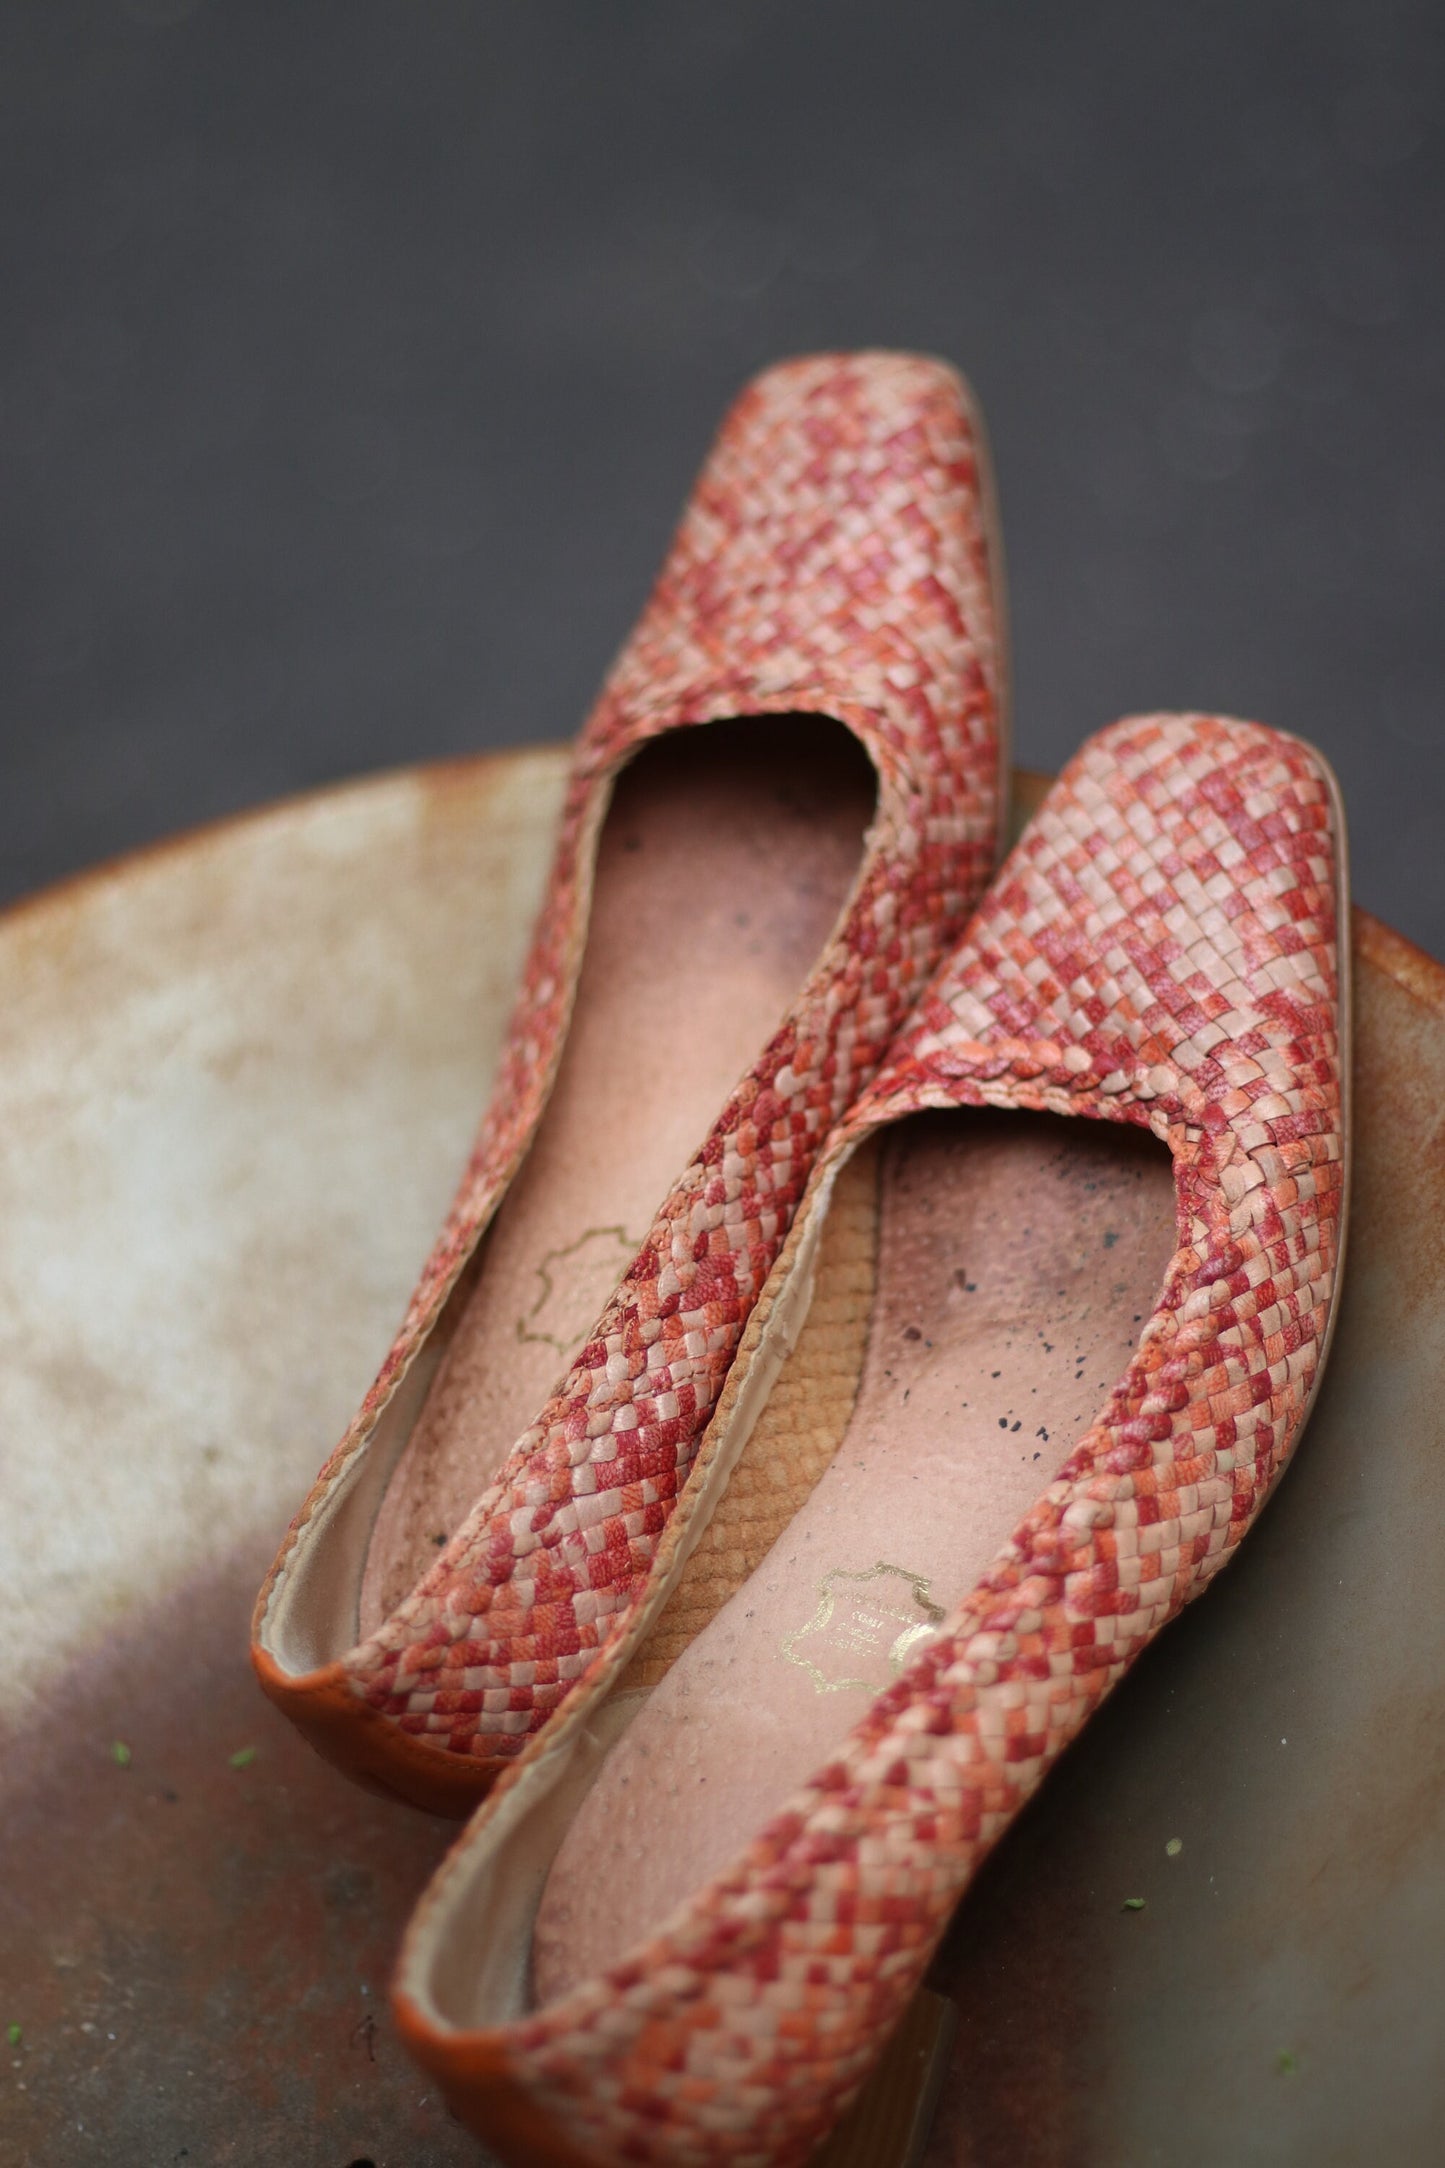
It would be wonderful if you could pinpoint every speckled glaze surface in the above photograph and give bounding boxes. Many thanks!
[395,712,1348,2167]
[253,351,1004,1796]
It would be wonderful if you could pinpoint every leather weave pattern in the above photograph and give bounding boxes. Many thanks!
[425,714,1345,2166]
[259,352,1002,1771]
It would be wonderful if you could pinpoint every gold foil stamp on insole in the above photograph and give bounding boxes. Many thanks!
[517,1225,641,1356]
[782,1563,945,1693]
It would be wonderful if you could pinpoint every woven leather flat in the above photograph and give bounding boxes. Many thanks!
[251,351,1006,1814]
[392,712,1349,2165]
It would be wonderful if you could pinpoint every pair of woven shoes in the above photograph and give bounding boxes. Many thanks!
[252,354,1350,2168]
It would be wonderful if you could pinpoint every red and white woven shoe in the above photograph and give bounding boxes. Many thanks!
[392,713,1349,2166]
[252,352,1006,1814]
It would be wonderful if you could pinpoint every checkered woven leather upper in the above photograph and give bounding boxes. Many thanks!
[407,713,1345,2167]
[258,352,1003,1763]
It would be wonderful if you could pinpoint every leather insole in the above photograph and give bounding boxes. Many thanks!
[533,1109,1177,2002]
[357,718,877,1638]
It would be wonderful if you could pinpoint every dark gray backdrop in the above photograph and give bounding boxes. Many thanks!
[4,2,1442,949]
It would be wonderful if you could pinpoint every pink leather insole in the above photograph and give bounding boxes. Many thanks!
[357,718,876,1637]
[533,1109,1177,2001]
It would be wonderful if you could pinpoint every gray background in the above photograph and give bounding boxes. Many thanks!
[3,1,1442,948]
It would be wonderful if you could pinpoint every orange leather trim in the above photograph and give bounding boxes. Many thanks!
[251,1642,506,1818]
[394,1995,607,2168]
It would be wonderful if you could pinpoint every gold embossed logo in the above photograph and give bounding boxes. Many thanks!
[782,1563,945,1695]
[516,1225,640,1357]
